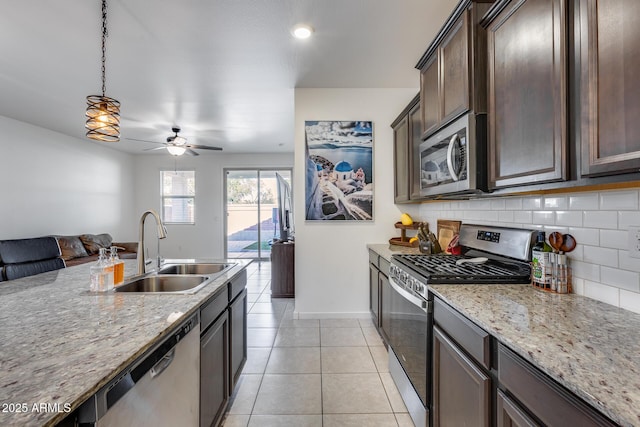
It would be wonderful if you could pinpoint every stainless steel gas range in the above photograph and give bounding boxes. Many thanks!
[384,224,536,427]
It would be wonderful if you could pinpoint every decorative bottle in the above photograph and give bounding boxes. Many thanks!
[531,231,552,289]
[110,246,125,286]
[90,248,114,292]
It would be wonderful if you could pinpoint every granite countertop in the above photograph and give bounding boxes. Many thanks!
[430,284,640,427]
[367,243,420,262]
[0,258,251,427]
[367,243,640,426]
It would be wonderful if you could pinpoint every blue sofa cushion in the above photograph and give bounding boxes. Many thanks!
[4,258,66,281]
[0,237,61,264]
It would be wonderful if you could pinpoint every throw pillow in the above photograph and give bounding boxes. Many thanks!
[79,233,113,255]
[56,236,89,261]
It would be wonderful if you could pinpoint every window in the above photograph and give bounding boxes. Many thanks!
[161,170,195,224]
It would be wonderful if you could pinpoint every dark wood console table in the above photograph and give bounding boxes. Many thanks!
[270,241,294,298]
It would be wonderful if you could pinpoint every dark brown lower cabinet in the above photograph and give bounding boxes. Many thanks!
[369,262,380,328]
[497,390,540,427]
[200,311,229,427]
[229,288,247,391]
[271,241,294,298]
[498,344,617,427]
[433,326,491,427]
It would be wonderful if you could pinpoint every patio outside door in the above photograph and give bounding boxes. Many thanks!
[225,169,292,259]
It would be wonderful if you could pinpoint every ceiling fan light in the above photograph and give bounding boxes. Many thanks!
[167,145,187,156]
[173,136,187,145]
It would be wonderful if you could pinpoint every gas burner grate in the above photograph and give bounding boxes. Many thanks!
[393,254,531,284]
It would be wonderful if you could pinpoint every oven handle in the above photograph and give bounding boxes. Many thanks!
[389,277,428,312]
[446,133,460,182]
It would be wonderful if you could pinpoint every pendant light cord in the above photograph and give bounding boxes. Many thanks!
[101,0,108,97]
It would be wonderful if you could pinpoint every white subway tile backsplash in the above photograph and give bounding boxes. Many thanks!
[583,211,618,229]
[618,211,640,230]
[505,197,522,210]
[544,196,568,209]
[619,290,640,315]
[584,281,619,306]
[600,266,640,292]
[513,211,532,223]
[417,187,640,312]
[556,211,582,227]
[498,211,515,223]
[619,251,640,273]
[583,246,618,267]
[569,192,599,210]
[567,227,599,246]
[522,197,542,210]
[599,229,629,250]
[600,190,639,210]
[571,260,600,282]
[532,211,555,225]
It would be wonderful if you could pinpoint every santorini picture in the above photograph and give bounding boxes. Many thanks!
[304,121,373,221]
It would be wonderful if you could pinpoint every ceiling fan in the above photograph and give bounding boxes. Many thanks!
[126,126,223,156]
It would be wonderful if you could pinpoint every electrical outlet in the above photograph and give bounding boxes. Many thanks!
[629,226,640,259]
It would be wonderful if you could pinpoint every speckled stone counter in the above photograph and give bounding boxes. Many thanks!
[0,258,251,427]
[429,284,640,427]
[367,243,420,262]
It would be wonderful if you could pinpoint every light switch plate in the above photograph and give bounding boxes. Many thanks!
[629,226,640,259]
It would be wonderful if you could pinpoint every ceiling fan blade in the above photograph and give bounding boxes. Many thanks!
[186,144,223,151]
[185,148,199,156]
[125,137,164,144]
[142,146,168,152]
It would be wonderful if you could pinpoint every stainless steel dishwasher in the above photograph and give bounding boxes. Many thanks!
[88,314,200,427]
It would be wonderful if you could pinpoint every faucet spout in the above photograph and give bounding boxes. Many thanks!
[137,209,167,275]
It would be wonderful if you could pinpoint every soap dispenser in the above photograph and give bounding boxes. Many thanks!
[90,247,114,292]
[110,246,125,286]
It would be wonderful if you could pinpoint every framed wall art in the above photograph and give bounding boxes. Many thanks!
[304,120,373,221]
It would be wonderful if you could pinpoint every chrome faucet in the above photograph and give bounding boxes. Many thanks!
[137,209,167,275]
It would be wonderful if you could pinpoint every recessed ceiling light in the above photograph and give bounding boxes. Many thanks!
[292,24,314,39]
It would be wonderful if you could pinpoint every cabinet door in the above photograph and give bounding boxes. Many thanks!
[229,289,247,392]
[420,55,440,138]
[440,11,470,125]
[369,264,380,327]
[409,103,423,200]
[201,311,229,427]
[497,390,540,427]
[379,272,391,344]
[433,326,491,427]
[487,0,567,189]
[393,116,410,202]
[578,0,640,176]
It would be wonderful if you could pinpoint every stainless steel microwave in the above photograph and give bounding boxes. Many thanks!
[419,113,487,198]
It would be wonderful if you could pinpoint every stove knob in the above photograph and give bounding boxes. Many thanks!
[415,282,424,293]
[408,277,415,291]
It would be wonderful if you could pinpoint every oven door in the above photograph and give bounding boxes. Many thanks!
[420,114,475,197]
[383,276,431,409]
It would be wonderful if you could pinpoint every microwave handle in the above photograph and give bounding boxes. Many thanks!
[446,134,460,181]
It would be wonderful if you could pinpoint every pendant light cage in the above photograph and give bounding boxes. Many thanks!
[85,0,121,142]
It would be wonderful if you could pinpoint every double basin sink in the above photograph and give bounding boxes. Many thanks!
[115,262,235,294]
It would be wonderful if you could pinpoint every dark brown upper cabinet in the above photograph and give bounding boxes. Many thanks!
[392,94,420,203]
[416,1,493,140]
[576,0,640,177]
[484,0,568,190]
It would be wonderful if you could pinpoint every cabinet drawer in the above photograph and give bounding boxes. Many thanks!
[368,250,379,267]
[434,298,490,369]
[201,288,227,332]
[498,344,617,427]
[229,269,247,302]
[379,257,390,276]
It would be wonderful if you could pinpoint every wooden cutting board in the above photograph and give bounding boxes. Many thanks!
[437,219,461,252]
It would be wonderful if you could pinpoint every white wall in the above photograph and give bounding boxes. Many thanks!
[417,189,640,313]
[0,116,137,241]
[294,88,418,317]
[134,153,293,259]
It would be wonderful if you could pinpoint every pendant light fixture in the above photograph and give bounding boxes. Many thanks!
[85,0,120,142]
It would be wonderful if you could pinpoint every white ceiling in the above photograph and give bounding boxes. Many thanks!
[0,0,457,154]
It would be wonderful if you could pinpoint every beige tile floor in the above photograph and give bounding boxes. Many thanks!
[221,261,415,427]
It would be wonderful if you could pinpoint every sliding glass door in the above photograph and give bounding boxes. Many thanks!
[225,169,292,259]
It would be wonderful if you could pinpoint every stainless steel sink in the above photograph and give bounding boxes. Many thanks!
[115,275,209,294]
[158,263,234,275]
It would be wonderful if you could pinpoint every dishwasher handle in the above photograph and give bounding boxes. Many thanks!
[150,348,175,378]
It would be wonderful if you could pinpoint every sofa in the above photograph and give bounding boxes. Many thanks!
[0,234,137,281]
